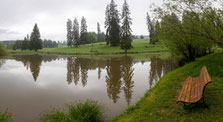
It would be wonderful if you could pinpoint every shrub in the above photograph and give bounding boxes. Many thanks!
[0,110,13,122]
[40,100,104,122]
[40,110,70,122]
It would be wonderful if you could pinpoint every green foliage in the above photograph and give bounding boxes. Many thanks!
[40,100,104,122]
[6,43,14,50]
[0,110,13,122]
[13,41,23,50]
[73,18,80,46]
[80,17,88,44]
[105,0,121,47]
[152,0,222,61]
[30,23,42,51]
[67,19,73,47]
[146,13,155,44]
[68,101,104,122]
[97,23,106,42]
[120,0,133,54]
[87,32,97,43]
[43,39,58,48]
[40,110,70,122]
[21,36,30,51]
[0,43,8,56]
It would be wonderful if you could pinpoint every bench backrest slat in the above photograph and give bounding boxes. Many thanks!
[199,66,212,85]
[177,66,212,103]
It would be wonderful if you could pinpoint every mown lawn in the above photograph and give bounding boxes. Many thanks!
[9,39,168,55]
[112,52,223,122]
[41,39,167,54]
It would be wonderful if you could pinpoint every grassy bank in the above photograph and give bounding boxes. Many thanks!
[113,52,223,121]
[9,39,168,55]
[0,44,7,56]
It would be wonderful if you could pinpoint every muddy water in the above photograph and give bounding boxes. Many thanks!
[0,55,177,122]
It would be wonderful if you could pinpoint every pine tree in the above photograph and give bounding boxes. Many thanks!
[97,22,101,42]
[105,0,121,46]
[153,21,161,43]
[105,5,111,45]
[67,19,73,47]
[80,17,88,44]
[21,35,29,51]
[73,18,80,46]
[121,0,133,55]
[146,13,155,44]
[30,23,42,51]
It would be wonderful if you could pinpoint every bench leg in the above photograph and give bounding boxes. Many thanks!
[202,98,209,108]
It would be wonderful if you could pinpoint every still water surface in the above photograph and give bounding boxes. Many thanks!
[0,55,177,122]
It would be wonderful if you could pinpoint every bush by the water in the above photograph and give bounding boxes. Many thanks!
[0,110,13,122]
[40,100,104,122]
[0,44,7,56]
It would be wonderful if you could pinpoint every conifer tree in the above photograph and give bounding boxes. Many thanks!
[105,0,121,46]
[146,13,155,44]
[73,18,80,46]
[105,5,111,45]
[30,23,42,51]
[121,0,133,55]
[80,17,88,44]
[97,22,103,42]
[67,19,73,47]
[21,36,29,51]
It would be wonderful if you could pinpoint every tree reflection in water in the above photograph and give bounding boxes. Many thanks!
[149,57,176,88]
[106,58,123,103]
[0,59,5,68]
[14,55,60,81]
[12,55,177,105]
[121,57,134,105]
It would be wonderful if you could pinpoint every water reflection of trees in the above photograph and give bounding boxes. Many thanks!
[149,57,176,88]
[121,57,134,105]
[0,59,5,68]
[13,55,63,81]
[106,58,123,103]
[12,55,177,105]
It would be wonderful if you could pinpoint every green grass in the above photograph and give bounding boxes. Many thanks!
[9,39,168,56]
[0,44,8,56]
[0,110,13,122]
[112,52,223,121]
[40,100,104,122]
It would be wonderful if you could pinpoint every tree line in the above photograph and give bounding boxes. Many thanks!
[12,24,58,51]
[66,17,106,47]
[66,0,133,55]
[147,0,223,61]
[13,24,43,51]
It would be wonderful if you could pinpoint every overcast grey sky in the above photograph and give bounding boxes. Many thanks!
[0,0,163,41]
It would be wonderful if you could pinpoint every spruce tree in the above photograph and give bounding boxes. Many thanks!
[146,13,155,44]
[30,23,42,51]
[67,19,73,47]
[97,22,101,42]
[73,18,80,46]
[121,0,133,55]
[105,5,111,45]
[105,0,121,46]
[80,17,88,44]
[21,36,29,51]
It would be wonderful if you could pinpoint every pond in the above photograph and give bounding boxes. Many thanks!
[0,55,177,122]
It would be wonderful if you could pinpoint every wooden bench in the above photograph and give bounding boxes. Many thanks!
[177,66,212,106]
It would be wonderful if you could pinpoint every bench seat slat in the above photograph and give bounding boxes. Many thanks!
[177,66,212,104]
